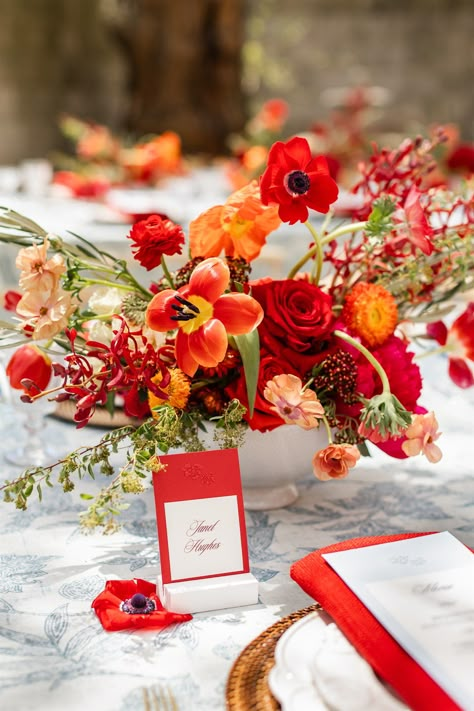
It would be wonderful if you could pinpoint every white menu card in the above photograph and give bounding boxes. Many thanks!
[322,532,474,711]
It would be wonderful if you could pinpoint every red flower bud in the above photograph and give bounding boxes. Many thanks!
[6,345,52,394]
[3,290,22,312]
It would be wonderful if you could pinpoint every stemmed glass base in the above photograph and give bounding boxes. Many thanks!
[3,396,63,468]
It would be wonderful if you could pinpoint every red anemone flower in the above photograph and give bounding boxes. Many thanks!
[91,578,192,632]
[145,257,263,376]
[259,136,339,224]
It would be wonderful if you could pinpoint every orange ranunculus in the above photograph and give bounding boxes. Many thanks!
[6,344,52,394]
[145,257,263,376]
[189,181,281,262]
[312,443,360,480]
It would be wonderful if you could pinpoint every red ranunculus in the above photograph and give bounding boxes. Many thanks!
[260,136,339,224]
[6,344,52,395]
[226,350,302,432]
[128,214,185,270]
[251,278,335,354]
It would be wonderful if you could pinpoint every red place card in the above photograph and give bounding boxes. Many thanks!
[152,449,250,585]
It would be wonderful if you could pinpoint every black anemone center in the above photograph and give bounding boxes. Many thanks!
[130,593,147,608]
[285,170,310,196]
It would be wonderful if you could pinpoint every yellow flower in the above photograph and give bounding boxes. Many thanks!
[341,282,398,347]
[148,369,191,414]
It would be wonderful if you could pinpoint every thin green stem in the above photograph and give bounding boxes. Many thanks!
[414,345,450,360]
[306,221,324,284]
[320,414,333,444]
[74,278,137,292]
[286,220,367,279]
[73,261,150,298]
[334,329,390,392]
[319,221,367,246]
[287,221,321,279]
[160,256,176,289]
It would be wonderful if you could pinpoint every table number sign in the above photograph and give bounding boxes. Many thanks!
[153,448,258,613]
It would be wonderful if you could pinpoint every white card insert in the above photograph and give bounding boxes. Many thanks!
[164,494,244,581]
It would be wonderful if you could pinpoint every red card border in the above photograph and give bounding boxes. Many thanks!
[152,448,250,584]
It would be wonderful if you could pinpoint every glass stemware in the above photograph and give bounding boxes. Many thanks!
[0,351,63,468]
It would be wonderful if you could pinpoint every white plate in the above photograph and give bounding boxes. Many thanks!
[268,611,408,711]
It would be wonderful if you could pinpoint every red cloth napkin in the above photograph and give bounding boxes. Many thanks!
[290,532,464,711]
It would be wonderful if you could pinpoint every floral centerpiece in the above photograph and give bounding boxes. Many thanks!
[1,132,473,532]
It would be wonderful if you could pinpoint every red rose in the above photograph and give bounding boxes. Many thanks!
[128,214,185,270]
[251,278,335,354]
[260,136,339,224]
[226,350,301,432]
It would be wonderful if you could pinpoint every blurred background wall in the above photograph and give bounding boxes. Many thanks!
[0,0,472,163]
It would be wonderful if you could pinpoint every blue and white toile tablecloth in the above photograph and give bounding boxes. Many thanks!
[0,351,473,711]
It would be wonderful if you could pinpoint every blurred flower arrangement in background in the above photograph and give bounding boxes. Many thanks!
[0,130,473,532]
[52,115,185,198]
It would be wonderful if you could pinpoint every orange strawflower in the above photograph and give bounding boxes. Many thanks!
[148,368,191,413]
[189,181,281,262]
[341,282,398,347]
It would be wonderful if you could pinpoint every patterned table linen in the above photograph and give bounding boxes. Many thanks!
[0,355,472,711]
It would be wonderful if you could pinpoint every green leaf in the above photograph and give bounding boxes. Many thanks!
[80,493,94,500]
[104,391,116,418]
[357,440,372,457]
[233,330,260,418]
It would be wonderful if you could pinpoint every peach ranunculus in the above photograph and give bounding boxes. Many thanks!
[16,287,75,340]
[189,181,281,262]
[264,373,325,429]
[401,412,442,463]
[16,237,66,293]
[312,443,361,480]
[145,257,263,377]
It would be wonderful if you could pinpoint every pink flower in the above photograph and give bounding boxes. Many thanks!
[264,374,325,429]
[312,443,361,480]
[16,237,66,293]
[401,412,442,463]
[16,287,75,340]
[393,186,434,255]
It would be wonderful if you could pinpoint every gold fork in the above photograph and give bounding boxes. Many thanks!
[143,685,179,711]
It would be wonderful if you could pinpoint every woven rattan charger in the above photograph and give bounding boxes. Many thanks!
[226,603,322,710]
